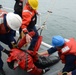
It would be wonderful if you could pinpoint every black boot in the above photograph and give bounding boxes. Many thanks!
[42,68,50,74]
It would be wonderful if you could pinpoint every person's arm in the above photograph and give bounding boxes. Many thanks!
[21,7,32,33]
[21,7,33,43]
[7,30,17,48]
[58,69,76,75]
[58,71,72,75]
[38,47,57,56]
[67,72,72,75]
[71,69,76,75]
[38,50,49,56]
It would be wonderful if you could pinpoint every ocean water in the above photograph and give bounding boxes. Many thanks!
[1,0,76,44]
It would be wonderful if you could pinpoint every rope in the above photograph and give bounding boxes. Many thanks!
[38,11,52,34]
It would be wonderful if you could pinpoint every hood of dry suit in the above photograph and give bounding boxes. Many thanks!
[7,48,26,69]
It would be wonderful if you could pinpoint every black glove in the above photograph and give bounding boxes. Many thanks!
[2,49,10,55]
[42,68,50,74]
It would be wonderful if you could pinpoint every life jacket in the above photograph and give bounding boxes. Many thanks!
[0,9,10,34]
[21,3,37,33]
[58,38,76,63]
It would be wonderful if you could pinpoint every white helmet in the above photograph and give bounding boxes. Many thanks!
[6,12,22,31]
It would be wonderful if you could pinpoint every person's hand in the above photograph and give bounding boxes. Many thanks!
[11,42,17,48]
[26,34,32,43]
[42,68,50,74]
[38,51,49,56]
[2,49,10,55]
[58,71,72,75]
[67,72,72,75]
[58,71,62,75]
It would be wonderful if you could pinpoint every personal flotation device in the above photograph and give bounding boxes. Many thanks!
[58,38,76,63]
[0,9,10,34]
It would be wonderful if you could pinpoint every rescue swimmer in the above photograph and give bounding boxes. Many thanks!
[21,0,39,51]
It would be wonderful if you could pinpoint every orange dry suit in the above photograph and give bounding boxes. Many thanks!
[21,3,37,33]
[58,38,76,63]
[7,35,43,75]
[21,3,39,50]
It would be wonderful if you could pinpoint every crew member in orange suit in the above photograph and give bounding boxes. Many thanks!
[21,0,39,51]
[39,35,76,75]
[0,7,22,75]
